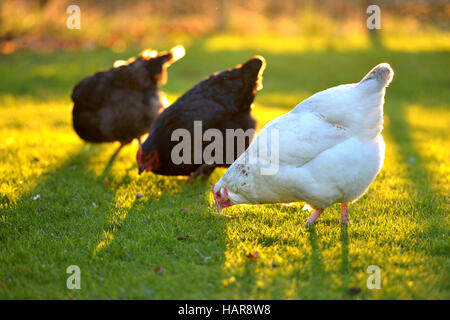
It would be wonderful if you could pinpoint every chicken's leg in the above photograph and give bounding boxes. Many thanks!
[303,209,324,228]
[340,203,349,224]
[102,143,125,175]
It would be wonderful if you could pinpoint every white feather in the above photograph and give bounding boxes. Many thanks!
[215,63,393,211]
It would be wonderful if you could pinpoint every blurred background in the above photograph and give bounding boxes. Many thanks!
[1,0,449,106]
[1,0,449,54]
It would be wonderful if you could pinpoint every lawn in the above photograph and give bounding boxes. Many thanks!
[0,35,449,299]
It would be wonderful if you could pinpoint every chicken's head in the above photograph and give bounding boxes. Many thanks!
[211,184,232,214]
[137,141,160,175]
[140,45,185,85]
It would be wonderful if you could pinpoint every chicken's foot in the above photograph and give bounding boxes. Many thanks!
[340,203,349,224]
[187,164,216,182]
[303,209,324,228]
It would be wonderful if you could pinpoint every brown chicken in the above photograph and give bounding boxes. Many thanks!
[137,55,265,179]
[71,46,185,168]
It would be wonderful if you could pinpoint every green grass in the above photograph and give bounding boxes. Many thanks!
[0,35,449,299]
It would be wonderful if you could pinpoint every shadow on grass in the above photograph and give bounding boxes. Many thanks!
[297,226,349,299]
[84,173,229,299]
[0,144,113,298]
[384,102,448,257]
[1,142,230,298]
[306,228,329,294]
[339,225,350,295]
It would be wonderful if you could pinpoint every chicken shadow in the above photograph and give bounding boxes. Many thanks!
[339,225,350,295]
[87,173,230,299]
[2,140,230,298]
[305,228,330,296]
[216,206,352,299]
[301,226,350,299]
[0,144,119,296]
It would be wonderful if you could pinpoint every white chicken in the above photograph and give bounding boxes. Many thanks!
[212,63,394,227]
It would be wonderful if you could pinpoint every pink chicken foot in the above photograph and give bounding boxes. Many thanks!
[303,203,349,227]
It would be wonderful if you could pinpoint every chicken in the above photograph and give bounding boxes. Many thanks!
[71,45,185,169]
[212,63,394,227]
[137,56,266,179]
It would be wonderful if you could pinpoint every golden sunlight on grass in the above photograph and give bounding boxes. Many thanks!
[406,105,450,200]
[94,230,115,255]
[93,184,136,255]
[383,34,450,52]
[204,34,370,53]
[0,100,79,204]
[204,31,450,53]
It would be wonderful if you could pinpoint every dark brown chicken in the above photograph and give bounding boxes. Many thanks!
[137,55,266,179]
[71,46,185,168]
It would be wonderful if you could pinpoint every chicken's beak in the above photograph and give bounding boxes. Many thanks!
[213,194,223,214]
[138,150,157,175]
[138,161,153,175]
[138,163,153,175]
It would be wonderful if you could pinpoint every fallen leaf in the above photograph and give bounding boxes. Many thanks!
[245,251,259,260]
[154,266,163,276]
[103,177,111,186]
